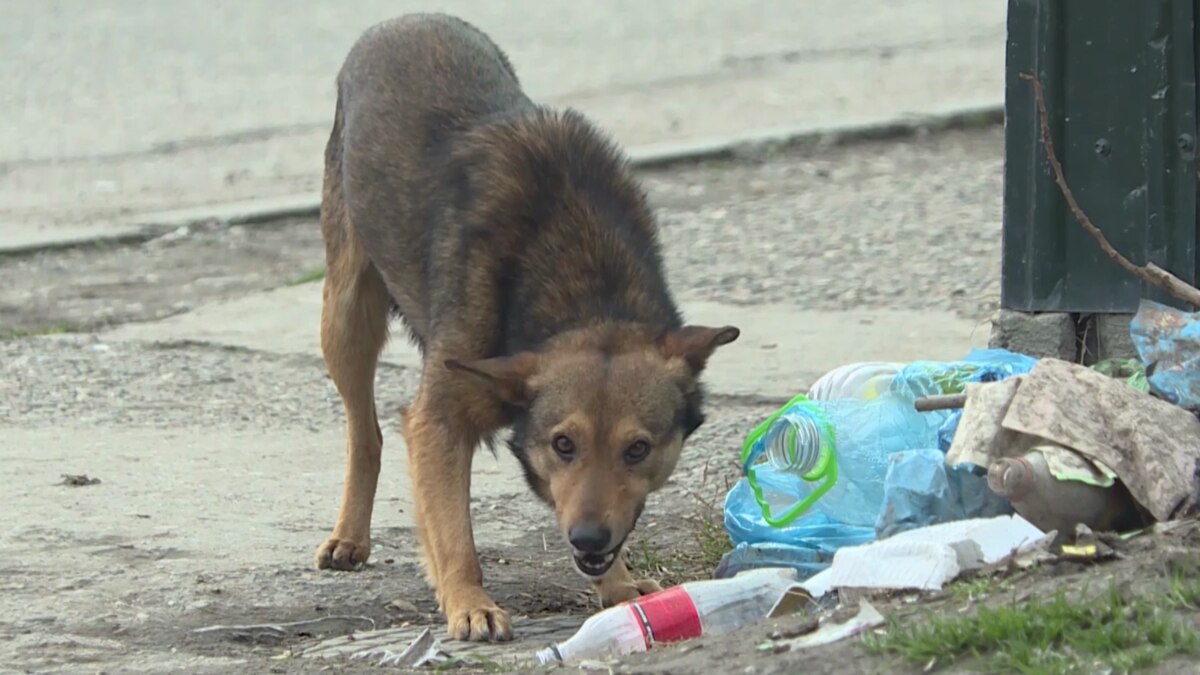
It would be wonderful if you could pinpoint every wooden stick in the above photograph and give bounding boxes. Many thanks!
[914,393,968,412]
[1020,72,1200,309]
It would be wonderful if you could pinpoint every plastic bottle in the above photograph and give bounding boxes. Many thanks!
[744,390,943,528]
[986,450,1138,538]
[742,351,1038,530]
[533,567,797,665]
[805,362,905,402]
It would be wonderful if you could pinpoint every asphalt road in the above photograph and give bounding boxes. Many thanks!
[1,1,1005,246]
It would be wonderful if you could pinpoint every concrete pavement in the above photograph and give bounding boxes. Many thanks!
[104,282,991,400]
[1,0,1006,250]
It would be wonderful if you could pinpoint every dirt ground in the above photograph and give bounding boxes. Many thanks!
[6,126,1196,674]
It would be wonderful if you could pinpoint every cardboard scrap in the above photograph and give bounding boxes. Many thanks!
[800,514,1046,597]
[948,359,1200,522]
[776,601,885,651]
[823,540,972,594]
[768,586,817,618]
[944,377,1034,469]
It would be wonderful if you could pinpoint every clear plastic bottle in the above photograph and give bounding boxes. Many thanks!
[753,393,942,527]
[806,362,904,402]
[533,567,797,665]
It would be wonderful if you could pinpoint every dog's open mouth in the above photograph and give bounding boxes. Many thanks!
[572,550,618,577]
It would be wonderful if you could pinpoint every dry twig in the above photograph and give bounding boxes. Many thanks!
[914,393,968,412]
[1021,72,1200,308]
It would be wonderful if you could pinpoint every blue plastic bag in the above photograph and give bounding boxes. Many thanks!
[898,348,1039,452]
[874,447,1013,540]
[1131,298,1200,410]
[719,471,875,580]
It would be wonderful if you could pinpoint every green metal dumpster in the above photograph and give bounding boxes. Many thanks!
[1002,0,1199,313]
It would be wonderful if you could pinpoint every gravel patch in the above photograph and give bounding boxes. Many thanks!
[644,126,1003,320]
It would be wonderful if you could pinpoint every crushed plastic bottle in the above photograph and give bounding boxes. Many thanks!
[742,388,944,528]
[533,567,797,665]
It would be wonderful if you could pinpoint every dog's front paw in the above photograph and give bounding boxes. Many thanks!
[441,587,513,642]
[597,577,662,607]
[315,535,370,570]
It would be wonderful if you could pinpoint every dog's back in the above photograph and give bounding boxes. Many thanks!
[323,14,529,339]
[325,13,681,354]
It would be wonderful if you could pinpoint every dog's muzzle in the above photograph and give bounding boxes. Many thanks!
[572,549,618,577]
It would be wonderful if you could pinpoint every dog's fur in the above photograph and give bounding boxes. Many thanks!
[315,13,739,642]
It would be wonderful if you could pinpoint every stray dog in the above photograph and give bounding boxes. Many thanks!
[314,13,739,642]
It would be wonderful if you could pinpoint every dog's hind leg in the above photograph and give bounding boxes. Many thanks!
[314,231,390,570]
[314,117,391,570]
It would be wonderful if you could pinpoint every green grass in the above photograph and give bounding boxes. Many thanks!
[626,476,735,584]
[865,576,1200,674]
[629,537,670,576]
[288,266,326,286]
[691,503,734,570]
[0,324,70,340]
[947,575,998,604]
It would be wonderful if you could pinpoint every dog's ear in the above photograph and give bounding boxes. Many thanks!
[444,353,539,406]
[659,325,740,374]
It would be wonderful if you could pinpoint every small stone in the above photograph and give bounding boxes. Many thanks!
[387,599,420,616]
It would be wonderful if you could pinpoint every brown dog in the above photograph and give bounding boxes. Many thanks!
[314,13,739,642]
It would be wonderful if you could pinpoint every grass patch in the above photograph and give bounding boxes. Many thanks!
[626,466,734,584]
[0,324,70,340]
[947,575,998,604]
[288,266,326,286]
[865,577,1200,674]
[691,500,734,570]
[629,538,671,577]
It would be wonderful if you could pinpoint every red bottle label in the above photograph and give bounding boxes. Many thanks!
[627,586,702,648]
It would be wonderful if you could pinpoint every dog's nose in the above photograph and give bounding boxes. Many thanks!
[568,523,612,554]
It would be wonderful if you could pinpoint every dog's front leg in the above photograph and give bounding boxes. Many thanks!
[592,556,663,608]
[403,395,512,642]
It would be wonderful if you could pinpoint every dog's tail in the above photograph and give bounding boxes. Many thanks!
[318,87,350,262]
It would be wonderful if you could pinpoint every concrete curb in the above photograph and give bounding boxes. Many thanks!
[1,103,1002,257]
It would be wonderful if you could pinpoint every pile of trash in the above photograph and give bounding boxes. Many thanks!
[720,297,1200,586]
[535,298,1200,665]
[300,299,1200,668]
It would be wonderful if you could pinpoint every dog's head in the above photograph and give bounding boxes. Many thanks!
[445,323,738,579]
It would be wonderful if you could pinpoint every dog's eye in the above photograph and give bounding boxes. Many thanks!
[552,434,575,460]
[624,440,651,465]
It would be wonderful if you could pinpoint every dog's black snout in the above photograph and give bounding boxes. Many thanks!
[568,524,612,554]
